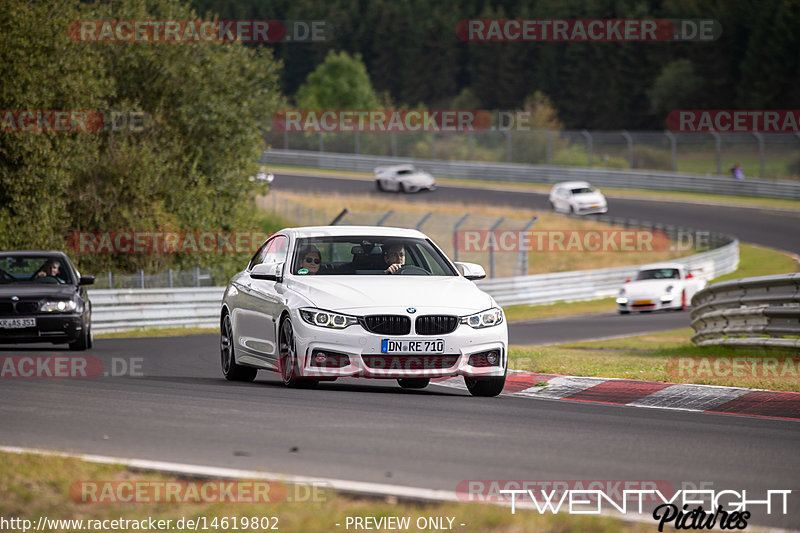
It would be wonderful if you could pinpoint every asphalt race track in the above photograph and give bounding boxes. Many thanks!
[272,172,800,254]
[1,336,798,529]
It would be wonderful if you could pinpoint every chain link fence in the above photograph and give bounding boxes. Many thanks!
[263,129,800,180]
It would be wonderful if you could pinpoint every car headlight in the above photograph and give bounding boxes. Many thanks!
[665,285,674,293]
[460,307,504,329]
[300,308,358,329]
[40,298,79,312]
[619,288,626,296]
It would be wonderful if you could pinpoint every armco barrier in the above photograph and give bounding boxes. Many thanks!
[89,240,738,332]
[690,273,800,349]
[89,287,225,333]
[260,150,800,200]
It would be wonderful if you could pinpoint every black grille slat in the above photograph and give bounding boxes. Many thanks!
[0,303,14,314]
[362,315,411,335]
[415,315,458,335]
[16,302,39,314]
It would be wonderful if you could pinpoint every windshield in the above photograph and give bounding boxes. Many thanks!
[636,268,680,280]
[291,236,457,276]
[0,256,74,285]
[571,187,596,194]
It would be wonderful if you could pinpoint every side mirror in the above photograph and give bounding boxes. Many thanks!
[251,262,283,282]
[455,261,486,281]
[79,275,95,286]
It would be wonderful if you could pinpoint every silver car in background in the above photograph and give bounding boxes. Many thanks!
[375,164,436,193]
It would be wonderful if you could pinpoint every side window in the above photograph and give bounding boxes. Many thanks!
[262,235,288,264]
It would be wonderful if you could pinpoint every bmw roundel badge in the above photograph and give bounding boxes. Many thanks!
[406,307,416,314]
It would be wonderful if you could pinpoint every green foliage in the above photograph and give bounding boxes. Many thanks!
[295,50,378,110]
[647,59,704,115]
[1,0,284,275]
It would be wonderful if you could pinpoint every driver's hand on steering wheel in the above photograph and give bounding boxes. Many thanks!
[385,263,403,274]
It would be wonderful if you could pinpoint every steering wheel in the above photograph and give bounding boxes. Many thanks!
[394,265,431,276]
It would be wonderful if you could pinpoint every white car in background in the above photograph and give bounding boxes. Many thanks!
[549,181,608,214]
[616,263,706,314]
[220,226,507,397]
[375,164,436,193]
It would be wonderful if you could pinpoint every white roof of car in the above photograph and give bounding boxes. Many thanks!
[553,181,593,189]
[282,225,428,239]
[636,262,684,271]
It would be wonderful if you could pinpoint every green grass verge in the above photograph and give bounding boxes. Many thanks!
[504,298,617,322]
[510,328,799,391]
[95,327,217,339]
[1,452,651,533]
[268,165,800,212]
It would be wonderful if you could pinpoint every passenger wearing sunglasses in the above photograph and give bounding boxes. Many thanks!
[297,245,322,275]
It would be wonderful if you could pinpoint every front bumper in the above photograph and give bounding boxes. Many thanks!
[575,205,608,215]
[0,313,84,344]
[616,296,677,312]
[290,310,507,379]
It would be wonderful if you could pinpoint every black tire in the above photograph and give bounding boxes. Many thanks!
[549,201,556,211]
[569,204,575,214]
[279,318,318,388]
[69,321,90,351]
[221,314,257,382]
[402,183,412,193]
[465,369,506,397]
[397,378,430,389]
[376,180,385,191]
[618,309,630,315]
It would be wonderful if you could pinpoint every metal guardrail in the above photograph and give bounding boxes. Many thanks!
[690,273,800,349]
[89,287,225,333]
[89,240,739,332]
[260,150,800,200]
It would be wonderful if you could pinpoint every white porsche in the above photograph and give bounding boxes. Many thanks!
[219,226,507,396]
[616,262,706,314]
[375,164,436,193]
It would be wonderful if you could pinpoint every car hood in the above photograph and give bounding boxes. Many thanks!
[285,276,493,313]
[623,279,678,297]
[572,192,606,204]
[0,283,79,300]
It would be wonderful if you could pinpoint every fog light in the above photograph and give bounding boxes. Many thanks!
[314,353,328,364]
[616,297,628,304]
[485,351,499,365]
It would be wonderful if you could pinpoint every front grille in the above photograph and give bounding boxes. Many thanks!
[361,315,411,335]
[0,301,40,315]
[16,302,39,314]
[362,355,459,370]
[415,315,458,335]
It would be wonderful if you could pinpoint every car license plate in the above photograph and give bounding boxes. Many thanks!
[634,300,653,305]
[381,339,444,354]
[0,318,36,329]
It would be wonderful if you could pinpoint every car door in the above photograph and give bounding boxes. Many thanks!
[233,235,288,367]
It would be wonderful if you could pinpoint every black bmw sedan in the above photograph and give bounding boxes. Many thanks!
[0,251,94,350]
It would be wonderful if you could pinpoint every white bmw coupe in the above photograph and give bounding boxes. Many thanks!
[220,226,508,396]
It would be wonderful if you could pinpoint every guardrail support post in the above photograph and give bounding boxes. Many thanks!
[194,266,200,287]
[416,212,434,230]
[167,268,173,288]
[753,132,765,179]
[452,214,470,262]
[139,269,144,289]
[283,131,289,150]
[107,271,112,289]
[354,131,360,155]
[581,130,593,167]
[431,133,436,160]
[468,133,474,161]
[545,130,552,165]
[377,210,394,226]
[665,131,677,171]
[391,131,398,157]
[518,216,538,275]
[622,130,633,169]
[711,132,721,176]
[489,217,506,279]
[506,131,512,163]
[319,132,324,152]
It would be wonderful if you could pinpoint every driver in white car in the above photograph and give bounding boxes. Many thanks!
[383,243,406,274]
